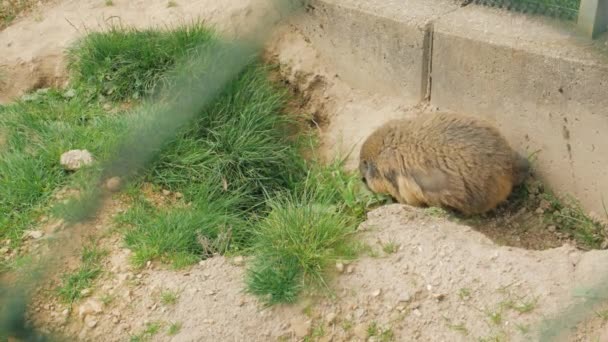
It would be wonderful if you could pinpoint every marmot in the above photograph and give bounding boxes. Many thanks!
[359,112,529,215]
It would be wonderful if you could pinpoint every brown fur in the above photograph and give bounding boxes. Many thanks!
[359,112,530,215]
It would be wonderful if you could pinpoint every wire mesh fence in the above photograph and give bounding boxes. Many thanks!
[471,0,581,20]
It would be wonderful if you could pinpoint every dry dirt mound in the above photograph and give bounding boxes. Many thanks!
[30,204,608,341]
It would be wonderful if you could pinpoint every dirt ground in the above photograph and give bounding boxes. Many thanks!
[2,0,608,341]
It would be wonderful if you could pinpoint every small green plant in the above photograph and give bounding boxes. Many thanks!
[57,245,107,303]
[367,321,380,337]
[341,319,353,331]
[540,192,606,249]
[458,288,472,300]
[595,309,608,321]
[487,310,502,326]
[448,322,468,336]
[382,241,399,254]
[366,321,394,341]
[144,322,161,336]
[130,321,162,341]
[312,324,325,338]
[167,322,182,335]
[167,0,178,7]
[105,0,114,6]
[502,297,538,314]
[160,290,179,305]
[100,293,115,305]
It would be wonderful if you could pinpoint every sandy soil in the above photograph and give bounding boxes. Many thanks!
[3,1,608,341]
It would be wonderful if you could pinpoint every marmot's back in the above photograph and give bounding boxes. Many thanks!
[359,112,529,215]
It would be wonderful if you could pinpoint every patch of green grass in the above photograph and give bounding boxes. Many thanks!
[57,245,107,303]
[160,290,179,305]
[67,22,216,101]
[167,0,178,7]
[540,192,606,249]
[167,322,182,335]
[120,189,247,268]
[245,186,360,304]
[105,0,114,6]
[0,89,129,243]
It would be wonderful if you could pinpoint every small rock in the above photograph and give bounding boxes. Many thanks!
[398,293,411,303]
[547,225,557,232]
[23,230,44,240]
[535,208,545,215]
[62,309,69,316]
[346,264,354,274]
[232,256,245,266]
[112,316,120,324]
[433,293,446,302]
[203,319,215,324]
[413,309,422,317]
[63,89,77,99]
[102,103,112,111]
[60,150,94,171]
[78,298,103,319]
[353,323,368,339]
[80,288,91,297]
[371,289,382,297]
[105,177,122,192]
[162,189,171,196]
[175,192,184,199]
[355,308,366,319]
[84,316,97,329]
[0,247,9,254]
[291,318,311,338]
[325,312,337,324]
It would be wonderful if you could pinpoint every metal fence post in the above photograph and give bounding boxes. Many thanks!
[577,0,608,38]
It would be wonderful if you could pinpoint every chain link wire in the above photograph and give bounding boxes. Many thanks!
[471,0,580,20]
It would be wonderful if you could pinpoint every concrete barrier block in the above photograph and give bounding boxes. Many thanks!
[297,0,459,103]
[432,6,608,214]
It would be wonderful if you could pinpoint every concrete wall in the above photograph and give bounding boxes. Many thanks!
[297,0,459,103]
[297,0,608,214]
